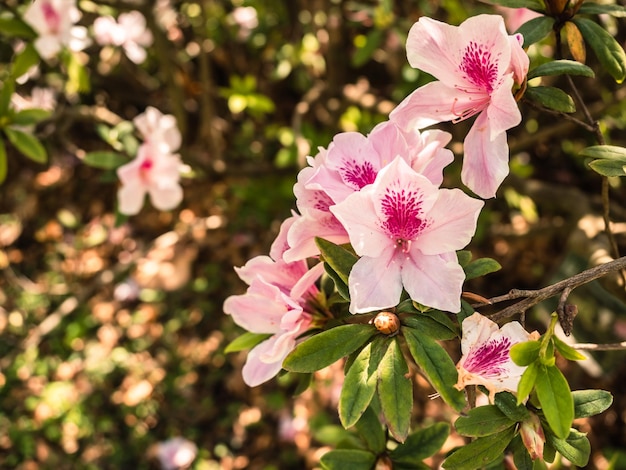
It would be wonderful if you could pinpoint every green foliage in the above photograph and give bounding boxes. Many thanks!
[463,257,502,280]
[455,405,517,437]
[224,331,272,353]
[443,426,516,469]
[82,151,130,170]
[572,17,626,82]
[516,16,554,47]
[3,126,47,163]
[527,59,595,80]
[319,449,377,470]
[535,363,574,439]
[316,237,359,299]
[388,422,450,464]
[572,389,614,418]
[579,144,626,177]
[354,407,386,454]
[525,86,576,113]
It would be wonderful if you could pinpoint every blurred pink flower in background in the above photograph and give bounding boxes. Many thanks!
[229,6,259,40]
[497,7,542,33]
[93,11,154,64]
[134,106,182,153]
[156,437,197,470]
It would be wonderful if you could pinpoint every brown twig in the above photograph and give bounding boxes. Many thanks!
[572,342,626,351]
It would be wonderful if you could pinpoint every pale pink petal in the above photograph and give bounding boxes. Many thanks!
[34,36,62,60]
[283,210,349,262]
[242,336,287,386]
[508,33,530,84]
[348,248,402,313]
[487,75,522,137]
[117,183,146,215]
[148,184,183,211]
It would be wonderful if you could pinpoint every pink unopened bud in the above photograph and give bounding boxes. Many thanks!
[520,412,545,460]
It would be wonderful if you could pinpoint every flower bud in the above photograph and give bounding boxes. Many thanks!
[520,412,545,460]
[373,311,400,336]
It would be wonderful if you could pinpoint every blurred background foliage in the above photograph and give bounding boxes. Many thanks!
[1,0,626,468]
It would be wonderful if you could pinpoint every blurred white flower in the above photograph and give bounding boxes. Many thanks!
[156,437,197,470]
[133,106,182,153]
[11,87,56,112]
[93,11,153,64]
[229,6,258,40]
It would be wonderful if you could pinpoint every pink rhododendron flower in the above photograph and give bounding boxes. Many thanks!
[455,312,539,400]
[498,7,542,33]
[390,14,529,198]
[93,11,154,64]
[155,437,197,470]
[134,106,182,153]
[223,219,322,386]
[283,120,454,262]
[330,157,483,313]
[23,0,90,60]
[116,141,183,215]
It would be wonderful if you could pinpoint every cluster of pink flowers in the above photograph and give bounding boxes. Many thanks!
[93,11,154,64]
[225,13,533,394]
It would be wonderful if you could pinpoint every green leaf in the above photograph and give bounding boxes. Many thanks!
[319,449,376,470]
[515,16,554,48]
[389,422,450,464]
[315,237,358,286]
[517,361,539,404]
[378,338,412,442]
[546,429,590,467]
[588,159,626,177]
[11,109,52,126]
[352,29,384,68]
[323,263,350,300]
[0,137,6,184]
[510,434,534,470]
[0,16,37,39]
[525,86,576,113]
[284,324,376,373]
[579,2,626,18]
[403,328,467,412]
[0,79,15,117]
[456,250,472,267]
[573,17,626,82]
[401,313,458,341]
[82,151,130,170]
[4,127,47,163]
[553,336,587,361]
[494,391,531,422]
[455,405,516,437]
[527,59,595,80]
[11,43,39,79]
[463,257,501,280]
[224,332,272,354]
[355,406,386,454]
[65,51,91,94]
[510,340,541,366]
[339,337,388,428]
[535,364,573,439]
[478,0,545,11]
[572,389,613,418]
[579,144,626,161]
[442,426,516,470]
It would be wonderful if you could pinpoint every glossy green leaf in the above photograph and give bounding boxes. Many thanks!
[339,337,388,428]
[4,127,47,163]
[319,449,376,470]
[517,361,539,404]
[11,43,39,79]
[315,237,358,286]
[515,16,554,48]
[455,405,516,437]
[82,151,130,170]
[546,429,590,467]
[389,422,450,464]
[378,338,412,442]
[0,79,15,117]
[401,313,458,340]
[355,406,386,454]
[553,336,587,361]
[579,2,626,17]
[510,340,541,366]
[573,17,626,82]
[224,332,272,353]
[0,137,6,184]
[0,17,36,38]
[478,0,544,10]
[11,109,52,126]
[403,328,466,412]
[535,364,573,439]
[525,86,576,113]
[579,144,626,161]
[442,426,515,470]
[527,59,594,80]
[588,159,626,177]
[284,324,376,373]
[463,257,502,280]
[494,391,531,422]
[322,263,350,300]
[572,389,613,418]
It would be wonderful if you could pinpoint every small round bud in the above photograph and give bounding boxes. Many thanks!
[373,311,400,336]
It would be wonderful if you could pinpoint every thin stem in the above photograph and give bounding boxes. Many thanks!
[572,342,626,351]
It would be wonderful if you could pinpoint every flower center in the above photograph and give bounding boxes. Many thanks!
[464,337,512,377]
[380,187,426,253]
[41,1,61,33]
[339,159,377,190]
[460,41,498,93]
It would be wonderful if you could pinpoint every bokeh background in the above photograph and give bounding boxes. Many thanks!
[2,0,626,468]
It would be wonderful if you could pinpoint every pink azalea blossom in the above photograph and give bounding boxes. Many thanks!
[134,106,182,153]
[330,157,483,313]
[497,7,542,33]
[116,141,183,215]
[390,14,529,199]
[223,219,322,386]
[93,11,154,64]
[23,0,91,60]
[455,312,539,400]
[155,437,197,470]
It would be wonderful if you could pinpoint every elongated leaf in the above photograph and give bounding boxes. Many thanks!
[456,250,472,267]
[510,434,534,470]
[320,449,376,470]
[11,43,39,79]
[284,324,376,373]
[442,427,516,470]
[11,108,52,126]
[588,159,626,177]
[403,328,466,412]
[0,137,6,184]
[525,86,575,113]
[510,340,541,366]
[515,16,554,48]
[517,361,539,404]
[224,332,272,353]
[455,405,516,437]
[378,338,412,442]
[494,391,531,422]
[323,263,350,300]
[463,257,501,280]
[478,0,545,10]
[0,79,15,116]
[579,2,626,17]
[580,144,626,161]
[315,237,358,285]
[339,337,389,428]
[572,389,613,418]
[355,406,386,454]
[4,127,47,163]
[389,422,450,464]
[546,429,590,467]
[535,364,573,439]
[401,314,458,340]
[564,22,586,64]
[527,60,594,80]
[573,17,626,82]
[82,151,130,169]
[0,17,36,38]
[553,336,587,361]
